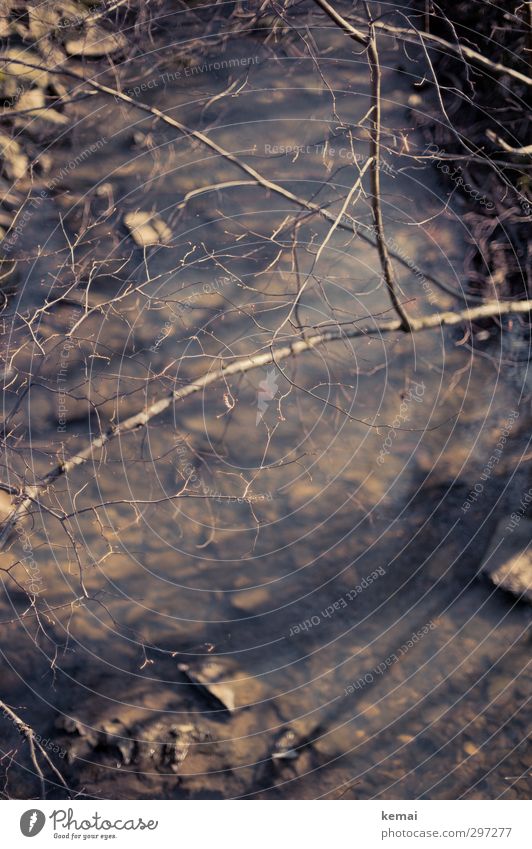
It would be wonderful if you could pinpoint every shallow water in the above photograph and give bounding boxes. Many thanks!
[0,15,530,800]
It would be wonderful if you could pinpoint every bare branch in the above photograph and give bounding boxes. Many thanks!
[335,13,532,87]
[1,297,530,548]
[0,700,69,798]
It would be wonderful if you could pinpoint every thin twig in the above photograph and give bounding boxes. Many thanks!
[314,0,412,329]
[0,55,461,305]
[331,13,532,87]
[367,22,412,330]
[0,700,69,798]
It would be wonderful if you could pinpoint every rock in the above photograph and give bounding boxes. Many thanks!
[28,4,60,41]
[124,211,172,247]
[142,719,211,772]
[54,715,84,735]
[481,518,532,602]
[23,96,68,124]
[232,586,271,614]
[15,88,45,111]
[26,2,80,43]
[11,89,68,127]
[1,49,49,92]
[178,660,236,713]
[65,27,127,58]
[0,132,29,179]
[487,674,516,703]
[55,715,97,764]
[99,719,136,765]
[159,726,190,773]
[56,715,136,766]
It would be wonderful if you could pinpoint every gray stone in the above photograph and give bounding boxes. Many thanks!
[65,27,126,58]
[481,518,532,602]
[124,211,172,247]
[178,661,236,713]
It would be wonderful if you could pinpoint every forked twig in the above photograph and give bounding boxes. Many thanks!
[0,700,69,798]
[314,0,412,329]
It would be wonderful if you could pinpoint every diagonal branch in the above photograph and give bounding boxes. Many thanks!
[1,298,531,548]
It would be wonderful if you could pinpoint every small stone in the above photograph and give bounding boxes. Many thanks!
[96,182,113,197]
[398,734,414,744]
[16,89,45,111]
[179,661,236,713]
[28,5,60,41]
[124,211,172,247]
[0,132,28,179]
[99,719,135,765]
[54,715,78,734]
[487,675,515,703]
[232,587,270,613]
[0,488,13,524]
[271,728,300,761]
[65,27,127,58]
[12,90,68,126]
[160,727,189,771]
[2,49,49,89]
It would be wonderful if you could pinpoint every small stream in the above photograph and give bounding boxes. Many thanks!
[0,14,530,799]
